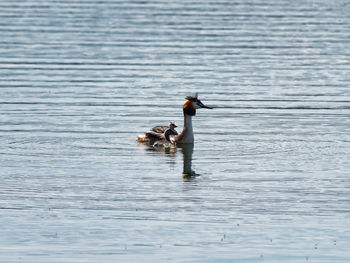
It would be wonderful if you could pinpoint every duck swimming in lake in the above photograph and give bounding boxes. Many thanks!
[137,94,212,145]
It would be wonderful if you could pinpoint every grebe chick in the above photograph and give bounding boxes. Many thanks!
[137,122,178,145]
[152,127,178,148]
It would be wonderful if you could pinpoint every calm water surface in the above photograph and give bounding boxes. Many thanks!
[1,0,350,262]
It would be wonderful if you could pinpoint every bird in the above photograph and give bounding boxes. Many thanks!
[137,121,178,146]
[137,94,212,146]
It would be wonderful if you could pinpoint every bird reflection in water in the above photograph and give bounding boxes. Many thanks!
[177,144,198,181]
[138,143,198,181]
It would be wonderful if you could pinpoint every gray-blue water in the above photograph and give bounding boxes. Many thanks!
[1,0,350,262]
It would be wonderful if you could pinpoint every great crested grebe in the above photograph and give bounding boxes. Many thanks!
[137,94,212,145]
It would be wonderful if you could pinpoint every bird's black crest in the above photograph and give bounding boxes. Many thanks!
[185,93,199,102]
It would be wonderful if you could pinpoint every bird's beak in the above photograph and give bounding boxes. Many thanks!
[198,100,213,109]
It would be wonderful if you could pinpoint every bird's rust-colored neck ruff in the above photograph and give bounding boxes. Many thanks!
[183,100,196,116]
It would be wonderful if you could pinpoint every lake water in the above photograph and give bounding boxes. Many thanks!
[1,0,350,262]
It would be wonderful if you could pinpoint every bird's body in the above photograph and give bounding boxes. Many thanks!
[137,122,178,146]
[151,125,174,134]
[152,128,178,148]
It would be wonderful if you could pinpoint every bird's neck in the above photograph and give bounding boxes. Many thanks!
[179,114,194,143]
